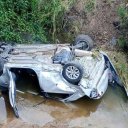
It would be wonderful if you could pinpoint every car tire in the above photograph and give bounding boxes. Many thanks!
[74,34,94,51]
[62,62,83,85]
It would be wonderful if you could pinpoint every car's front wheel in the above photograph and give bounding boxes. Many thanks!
[62,62,83,85]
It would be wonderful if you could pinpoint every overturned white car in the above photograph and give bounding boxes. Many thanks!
[0,35,122,117]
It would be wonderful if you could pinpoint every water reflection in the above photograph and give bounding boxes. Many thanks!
[0,74,128,127]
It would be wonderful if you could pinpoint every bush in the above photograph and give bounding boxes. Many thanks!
[85,0,96,12]
[0,0,74,43]
[117,5,128,49]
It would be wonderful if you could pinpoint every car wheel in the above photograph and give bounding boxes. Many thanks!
[62,62,83,85]
[74,34,94,51]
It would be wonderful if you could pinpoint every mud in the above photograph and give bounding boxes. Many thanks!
[0,75,128,128]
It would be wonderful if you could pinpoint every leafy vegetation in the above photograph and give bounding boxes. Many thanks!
[85,0,96,12]
[117,5,128,49]
[0,0,74,43]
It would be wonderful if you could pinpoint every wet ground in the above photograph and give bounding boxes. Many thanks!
[0,75,128,128]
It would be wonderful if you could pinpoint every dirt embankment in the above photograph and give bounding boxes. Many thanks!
[61,0,124,48]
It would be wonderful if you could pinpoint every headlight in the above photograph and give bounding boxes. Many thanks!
[90,88,100,99]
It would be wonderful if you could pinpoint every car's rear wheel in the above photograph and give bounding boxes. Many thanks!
[74,34,94,51]
[62,62,83,85]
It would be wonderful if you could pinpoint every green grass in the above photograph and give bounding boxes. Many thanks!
[117,36,127,48]
[85,0,96,12]
[117,4,128,48]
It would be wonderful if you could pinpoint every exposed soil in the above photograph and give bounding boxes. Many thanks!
[60,0,124,49]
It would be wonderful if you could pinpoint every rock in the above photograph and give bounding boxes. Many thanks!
[110,37,117,46]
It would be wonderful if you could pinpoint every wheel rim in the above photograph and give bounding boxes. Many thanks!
[66,66,80,80]
[79,41,89,50]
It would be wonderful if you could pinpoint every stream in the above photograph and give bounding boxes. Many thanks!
[0,75,128,128]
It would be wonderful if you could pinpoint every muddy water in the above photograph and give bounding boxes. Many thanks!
[0,76,128,128]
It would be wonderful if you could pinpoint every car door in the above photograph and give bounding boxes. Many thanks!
[8,69,19,118]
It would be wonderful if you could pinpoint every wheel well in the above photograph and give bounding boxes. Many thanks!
[10,68,41,94]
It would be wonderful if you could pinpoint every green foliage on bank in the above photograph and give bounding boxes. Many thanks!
[85,0,96,12]
[117,5,128,49]
[0,0,74,43]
